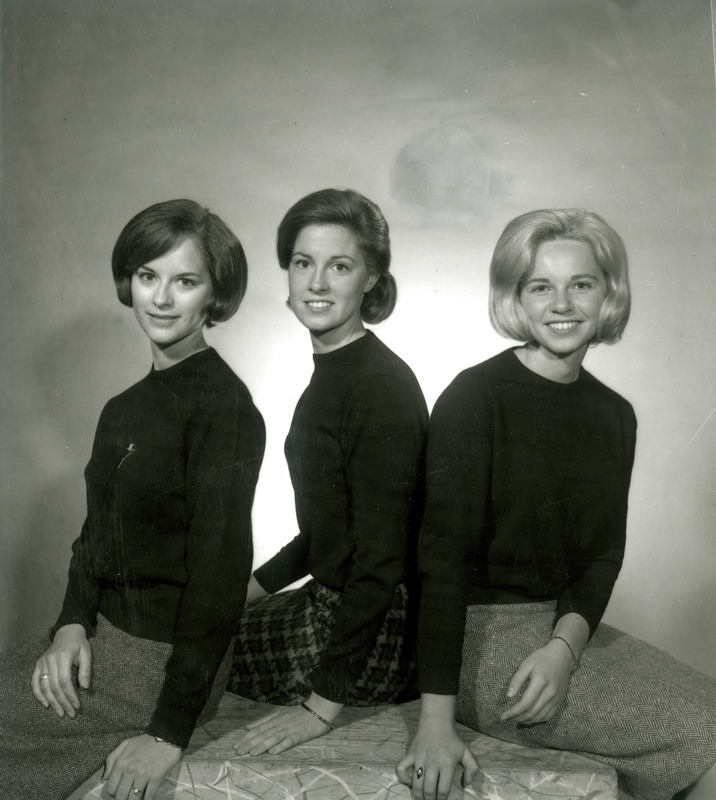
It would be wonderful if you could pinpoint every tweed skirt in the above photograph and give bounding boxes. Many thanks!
[0,614,231,800]
[456,601,716,800]
[228,579,416,705]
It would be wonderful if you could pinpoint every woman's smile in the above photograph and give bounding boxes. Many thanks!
[546,320,580,333]
[146,312,181,325]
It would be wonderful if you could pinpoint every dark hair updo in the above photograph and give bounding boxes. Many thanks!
[276,188,396,324]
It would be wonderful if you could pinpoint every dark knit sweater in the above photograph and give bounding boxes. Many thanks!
[417,348,637,695]
[254,332,428,702]
[53,348,265,747]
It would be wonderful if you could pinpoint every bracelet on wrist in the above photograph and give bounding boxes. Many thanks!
[300,701,335,730]
[153,735,182,750]
[551,635,579,667]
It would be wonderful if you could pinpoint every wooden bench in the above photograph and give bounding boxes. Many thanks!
[69,694,618,799]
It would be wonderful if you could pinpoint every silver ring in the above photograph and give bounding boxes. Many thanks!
[132,790,141,795]
[40,673,49,680]
[416,766,424,780]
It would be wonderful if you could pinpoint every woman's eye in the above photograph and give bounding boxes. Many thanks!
[332,262,349,272]
[292,259,310,269]
[178,278,197,288]
[137,272,155,283]
[530,284,549,294]
[573,282,592,291]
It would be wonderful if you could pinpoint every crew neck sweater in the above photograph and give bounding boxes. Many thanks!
[53,348,265,747]
[254,331,428,702]
[417,348,637,695]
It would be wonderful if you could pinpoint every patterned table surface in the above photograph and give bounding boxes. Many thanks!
[70,695,617,800]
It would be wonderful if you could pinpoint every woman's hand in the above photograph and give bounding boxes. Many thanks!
[103,734,182,799]
[396,694,479,800]
[31,623,91,719]
[500,640,574,725]
[234,693,342,756]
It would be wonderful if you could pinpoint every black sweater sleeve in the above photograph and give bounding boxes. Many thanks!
[52,405,116,638]
[52,521,100,637]
[147,394,265,746]
[253,532,311,594]
[417,372,492,695]
[553,398,637,633]
[312,373,427,702]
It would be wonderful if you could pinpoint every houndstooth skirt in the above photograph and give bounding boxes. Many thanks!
[228,579,416,705]
[456,601,716,800]
[0,614,231,800]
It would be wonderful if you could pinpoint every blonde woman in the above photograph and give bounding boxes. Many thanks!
[398,209,716,800]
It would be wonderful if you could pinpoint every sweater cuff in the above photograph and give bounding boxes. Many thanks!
[51,611,96,642]
[252,570,273,595]
[417,662,461,696]
[253,560,308,595]
[311,668,352,705]
[555,593,604,639]
[146,705,195,750]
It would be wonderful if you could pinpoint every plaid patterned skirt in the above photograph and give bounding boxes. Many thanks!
[0,614,231,800]
[228,579,416,705]
[456,602,716,800]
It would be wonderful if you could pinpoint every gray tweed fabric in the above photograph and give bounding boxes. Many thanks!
[228,579,416,705]
[0,615,230,800]
[456,601,716,800]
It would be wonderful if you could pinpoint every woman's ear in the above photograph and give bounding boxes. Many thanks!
[363,271,380,294]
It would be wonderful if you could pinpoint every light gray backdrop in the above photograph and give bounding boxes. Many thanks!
[2,0,715,678]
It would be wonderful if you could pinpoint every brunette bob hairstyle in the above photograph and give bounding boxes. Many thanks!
[112,199,248,327]
[489,208,631,345]
[276,188,396,324]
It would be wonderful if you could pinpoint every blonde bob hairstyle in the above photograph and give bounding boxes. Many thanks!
[489,208,631,345]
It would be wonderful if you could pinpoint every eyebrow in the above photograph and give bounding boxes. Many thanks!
[524,272,602,284]
[292,251,356,263]
[137,266,204,278]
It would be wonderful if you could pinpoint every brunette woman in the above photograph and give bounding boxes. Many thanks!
[397,209,716,800]
[0,200,265,800]
[228,188,428,754]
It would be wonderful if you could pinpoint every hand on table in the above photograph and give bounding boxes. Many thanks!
[397,727,478,800]
[396,694,479,800]
[103,734,182,800]
[234,695,342,756]
[32,623,92,719]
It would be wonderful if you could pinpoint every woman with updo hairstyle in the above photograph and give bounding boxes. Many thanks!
[228,188,428,754]
[0,199,265,800]
[398,209,716,800]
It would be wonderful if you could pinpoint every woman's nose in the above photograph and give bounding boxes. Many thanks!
[550,287,573,313]
[309,267,328,293]
[153,282,173,307]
